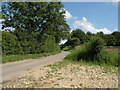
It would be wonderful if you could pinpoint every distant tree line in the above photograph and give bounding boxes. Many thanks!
[2,2,70,55]
[62,29,120,49]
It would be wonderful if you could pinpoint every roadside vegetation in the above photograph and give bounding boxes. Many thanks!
[1,2,69,63]
[1,2,119,88]
[61,29,119,67]
[2,51,60,64]
[1,2,119,67]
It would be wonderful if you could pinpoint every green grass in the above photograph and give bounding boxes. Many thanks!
[65,45,119,67]
[105,48,118,66]
[2,51,61,64]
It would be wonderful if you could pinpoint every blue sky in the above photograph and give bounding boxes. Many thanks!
[0,2,118,34]
[63,2,118,34]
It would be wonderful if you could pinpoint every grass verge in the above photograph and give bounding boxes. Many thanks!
[65,46,118,67]
[2,51,61,64]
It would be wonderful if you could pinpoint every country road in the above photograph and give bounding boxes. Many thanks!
[1,51,70,80]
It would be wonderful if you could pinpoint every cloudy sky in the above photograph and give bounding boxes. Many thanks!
[63,2,118,34]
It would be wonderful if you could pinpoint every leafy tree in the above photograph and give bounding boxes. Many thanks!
[40,35,60,53]
[2,2,48,33]
[2,2,70,43]
[103,35,116,46]
[97,31,104,37]
[2,2,70,55]
[86,31,93,42]
[86,31,92,36]
[111,31,120,46]
[2,31,23,55]
[71,29,86,44]
[68,38,80,48]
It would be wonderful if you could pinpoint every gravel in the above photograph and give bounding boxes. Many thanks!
[2,64,118,88]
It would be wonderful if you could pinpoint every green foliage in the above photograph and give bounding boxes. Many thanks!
[65,45,118,67]
[85,36,105,59]
[103,35,116,46]
[40,35,60,53]
[67,37,80,48]
[2,2,70,43]
[96,31,104,37]
[71,29,86,44]
[111,31,120,46]
[2,51,60,63]
[86,31,93,42]
[86,31,92,36]
[62,29,86,49]
[2,31,23,55]
[2,2,69,55]
[65,46,84,61]
[65,36,119,67]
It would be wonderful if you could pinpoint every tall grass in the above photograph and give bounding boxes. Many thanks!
[65,36,119,67]
[65,46,118,67]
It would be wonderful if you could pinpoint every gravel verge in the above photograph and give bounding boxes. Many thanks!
[2,63,118,88]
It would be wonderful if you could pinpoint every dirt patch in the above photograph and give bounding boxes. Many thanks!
[2,64,118,88]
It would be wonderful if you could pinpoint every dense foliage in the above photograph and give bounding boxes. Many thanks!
[2,2,69,55]
[62,29,119,50]
[65,36,119,67]
[1,2,119,57]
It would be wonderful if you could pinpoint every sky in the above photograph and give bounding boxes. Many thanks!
[0,2,118,34]
[63,2,118,34]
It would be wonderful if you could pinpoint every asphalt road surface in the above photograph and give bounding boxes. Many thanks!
[1,51,70,80]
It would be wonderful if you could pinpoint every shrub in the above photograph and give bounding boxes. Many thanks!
[2,31,23,55]
[65,36,118,66]
[40,35,60,53]
[84,36,105,60]
[69,37,80,48]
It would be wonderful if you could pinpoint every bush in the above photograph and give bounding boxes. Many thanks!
[68,37,80,48]
[65,36,118,66]
[40,35,60,53]
[84,36,105,60]
[2,31,60,55]
[2,31,23,55]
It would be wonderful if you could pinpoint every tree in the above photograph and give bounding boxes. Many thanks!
[39,2,70,43]
[86,31,92,36]
[111,31,120,46]
[97,31,104,37]
[71,29,86,44]
[2,2,70,55]
[86,31,93,42]
[40,35,60,53]
[2,2,70,43]
[2,31,23,55]
[68,38,80,48]
[103,35,116,46]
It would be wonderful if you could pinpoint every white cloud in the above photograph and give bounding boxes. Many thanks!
[63,9,72,20]
[73,17,114,34]
[63,9,78,20]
